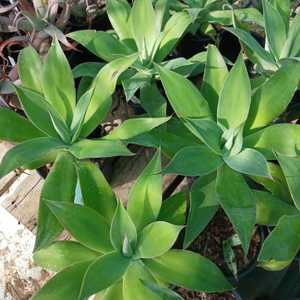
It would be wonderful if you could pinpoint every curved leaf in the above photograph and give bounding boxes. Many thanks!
[32,261,91,300]
[46,201,112,253]
[33,241,99,272]
[224,148,271,178]
[35,152,77,250]
[18,45,43,93]
[216,166,256,253]
[258,215,300,271]
[105,117,170,140]
[136,221,183,259]
[77,160,117,222]
[201,45,228,117]
[144,250,232,292]
[70,139,133,159]
[80,251,130,298]
[127,150,162,231]
[42,39,75,124]
[0,137,64,179]
[157,65,211,118]
[217,54,251,130]
[0,108,45,142]
[163,145,223,176]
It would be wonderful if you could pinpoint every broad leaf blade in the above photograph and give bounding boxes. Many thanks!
[32,261,91,300]
[107,0,132,40]
[0,108,45,142]
[80,251,130,298]
[201,45,228,117]
[262,0,287,60]
[0,137,64,179]
[164,145,223,176]
[127,150,162,231]
[81,53,138,137]
[246,61,300,131]
[35,152,77,250]
[144,250,232,292]
[155,12,192,62]
[157,65,211,118]
[216,166,256,254]
[33,241,99,272]
[70,139,133,159]
[46,201,112,253]
[136,221,183,259]
[277,153,300,211]
[77,160,117,222]
[224,148,271,178]
[110,200,137,254]
[18,45,43,93]
[184,176,219,248]
[217,54,251,130]
[42,39,75,124]
[258,215,300,271]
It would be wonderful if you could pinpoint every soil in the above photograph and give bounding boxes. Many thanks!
[188,209,261,277]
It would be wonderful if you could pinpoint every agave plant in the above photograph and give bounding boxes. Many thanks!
[32,151,232,300]
[68,0,213,115]
[154,45,300,255]
[227,0,300,74]
[0,39,170,250]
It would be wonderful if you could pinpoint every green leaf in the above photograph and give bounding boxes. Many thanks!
[0,108,45,142]
[46,201,112,253]
[225,27,276,71]
[244,124,300,160]
[72,62,104,79]
[15,86,60,138]
[157,65,211,118]
[158,192,187,225]
[217,54,251,130]
[105,117,170,141]
[96,282,123,300]
[81,53,138,137]
[155,11,192,62]
[42,39,75,124]
[258,215,300,271]
[224,148,271,178]
[281,13,300,58]
[140,82,167,117]
[107,0,132,40]
[144,250,232,292]
[127,150,162,231]
[262,0,287,60]
[164,145,223,176]
[110,200,137,255]
[130,0,159,60]
[246,61,300,131]
[32,261,91,300]
[80,251,130,298]
[77,160,117,222]
[201,45,228,117]
[136,221,183,259]
[18,46,43,93]
[70,139,133,160]
[183,118,223,154]
[254,190,298,226]
[142,281,184,300]
[35,152,77,250]
[216,166,256,253]
[123,261,161,300]
[155,0,170,31]
[0,137,64,179]
[184,176,219,248]
[33,241,100,272]
[277,153,300,211]
[270,0,290,27]
[68,30,132,61]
